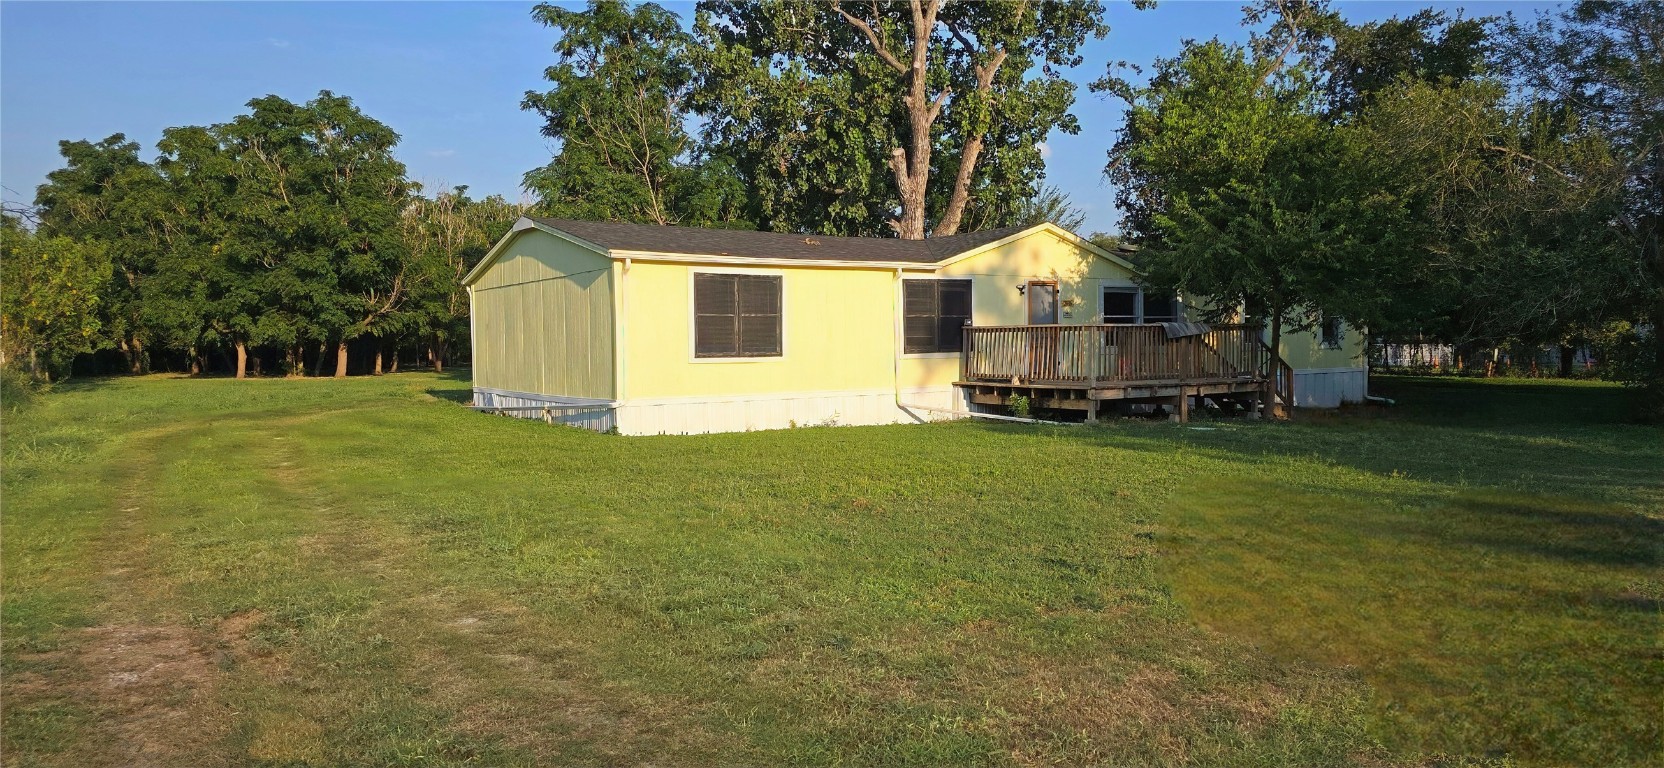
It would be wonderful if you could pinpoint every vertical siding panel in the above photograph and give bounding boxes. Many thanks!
[552,276,569,396]
[468,230,614,400]
[510,287,526,391]
[567,274,585,395]
[533,277,549,396]
[583,272,601,399]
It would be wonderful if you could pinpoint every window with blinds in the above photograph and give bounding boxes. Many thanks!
[903,279,972,354]
[694,273,782,358]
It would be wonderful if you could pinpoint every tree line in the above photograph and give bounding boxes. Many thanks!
[3,93,524,380]
[2,0,1658,420]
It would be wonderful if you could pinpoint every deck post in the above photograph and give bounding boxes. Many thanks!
[1245,389,1261,419]
[1085,396,1099,424]
[1169,389,1189,423]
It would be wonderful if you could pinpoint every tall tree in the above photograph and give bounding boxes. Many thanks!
[1507,0,1664,415]
[698,0,1117,238]
[1103,40,1407,357]
[1322,9,1492,114]
[220,92,412,378]
[522,1,702,225]
[33,135,166,373]
[1357,79,1631,348]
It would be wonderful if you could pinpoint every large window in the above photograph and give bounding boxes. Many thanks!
[1142,293,1182,322]
[694,273,782,358]
[903,279,972,353]
[1101,288,1182,323]
[1103,289,1138,323]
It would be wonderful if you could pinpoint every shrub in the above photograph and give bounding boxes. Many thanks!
[1589,323,1661,423]
[1009,393,1031,419]
[0,365,42,413]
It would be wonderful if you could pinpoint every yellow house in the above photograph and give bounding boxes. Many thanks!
[463,217,1365,435]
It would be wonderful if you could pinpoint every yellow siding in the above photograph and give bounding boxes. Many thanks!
[900,229,1141,389]
[471,231,615,399]
[937,228,1139,327]
[621,262,897,399]
[1278,322,1367,370]
[620,228,1138,400]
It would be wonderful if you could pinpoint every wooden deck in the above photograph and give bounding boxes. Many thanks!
[957,323,1294,421]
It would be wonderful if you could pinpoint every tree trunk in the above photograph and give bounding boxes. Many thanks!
[117,338,133,374]
[934,47,1009,237]
[189,345,201,375]
[1559,344,1575,378]
[312,342,328,377]
[333,341,348,378]
[373,346,384,376]
[434,339,446,374]
[129,335,145,374]
[389,349,400,374]
[235,340,248,379]
[841,0,942,240]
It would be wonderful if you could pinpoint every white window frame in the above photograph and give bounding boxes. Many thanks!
[1100,285,1184,324]
[687,266,788,364]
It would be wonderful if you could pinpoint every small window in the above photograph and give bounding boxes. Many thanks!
[695,273,782,358]
[1320,315,1344,349]
[904,279,972,353]
[1143,293,1181,323]
[1102,289,1138,324]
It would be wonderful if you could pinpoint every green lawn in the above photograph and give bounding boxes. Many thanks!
[3,373,1659,766]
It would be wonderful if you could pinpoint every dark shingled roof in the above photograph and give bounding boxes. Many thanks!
[528,217,1038,264]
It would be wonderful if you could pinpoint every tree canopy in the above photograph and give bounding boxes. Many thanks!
[1105,39,1407,355]
[518,0,1132,239]
[21,91,518,381]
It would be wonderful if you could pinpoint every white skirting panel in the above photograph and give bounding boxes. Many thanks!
[615,386,963,436]
[1291,367,1367,408]
[472,387,618,432]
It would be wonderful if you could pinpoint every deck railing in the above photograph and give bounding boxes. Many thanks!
[961,323,1281,388]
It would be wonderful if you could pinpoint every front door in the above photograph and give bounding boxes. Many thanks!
[1027,281,1059,324]
[1026,281,1060,381]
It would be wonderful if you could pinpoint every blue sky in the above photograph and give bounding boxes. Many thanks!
[1,0,1556,236]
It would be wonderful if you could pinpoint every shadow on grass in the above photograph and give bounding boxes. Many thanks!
[1014,376,1661,508]
[1351,491,1663,568]
[1365,374,1641,428]
[1155,474,1663,765]
[423,369,473,404]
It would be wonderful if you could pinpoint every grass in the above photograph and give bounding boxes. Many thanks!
[2,372,1659,766]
